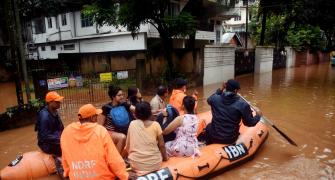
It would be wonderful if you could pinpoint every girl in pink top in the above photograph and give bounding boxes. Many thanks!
[163,96,200,157]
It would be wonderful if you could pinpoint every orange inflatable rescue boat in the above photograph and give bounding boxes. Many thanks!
[137,111,269,179]
[0,111,268,179]
[0,151,56,179]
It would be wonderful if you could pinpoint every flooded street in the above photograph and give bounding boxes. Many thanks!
[0,63,334,179]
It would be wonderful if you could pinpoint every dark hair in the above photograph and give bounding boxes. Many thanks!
[127,86,140,105]
[108,85,122,99]
[225,79,240,92]
[157,85,168,96]
[183,96,195,114]
[135,101,152,120]
[175,78,188,88]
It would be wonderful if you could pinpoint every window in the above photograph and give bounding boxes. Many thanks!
[64,44,75,50]
[234,16,241,21]
[41,46,46,51]
[81,13,93,27]
[47,17,52,28]
[51,45,56,51]
[61,14,67,26]
[168,3,180,16]
[33,17,46,34]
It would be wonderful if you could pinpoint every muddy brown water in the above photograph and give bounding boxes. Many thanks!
[0,63,334,179]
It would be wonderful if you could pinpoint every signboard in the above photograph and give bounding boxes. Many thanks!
[223,143,248,161]
[75,76,83,87]
[47,77,69,90]
[100,72,112,82]
[137,168,173,180]
[117,71,128,80]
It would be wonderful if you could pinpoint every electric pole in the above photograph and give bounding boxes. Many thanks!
[245,0,248,50]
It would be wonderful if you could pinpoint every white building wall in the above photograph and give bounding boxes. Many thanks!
[74,11,97,37]
[79,33,146,53]
[224,0,256,32]
[203,45,235,85]
[58,13,74,40]
[255,46,274,73]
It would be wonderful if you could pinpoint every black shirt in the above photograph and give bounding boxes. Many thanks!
[102,102,133,134]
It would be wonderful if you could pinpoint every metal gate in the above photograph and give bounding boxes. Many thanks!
[235,49,255,76]
[273,48,287,69]
[46,70,136,120]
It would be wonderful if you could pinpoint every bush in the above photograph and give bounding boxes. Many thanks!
[0,100,45,131]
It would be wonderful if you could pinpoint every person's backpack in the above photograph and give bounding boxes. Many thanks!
[106,105,130,130]
[156,104,179,142]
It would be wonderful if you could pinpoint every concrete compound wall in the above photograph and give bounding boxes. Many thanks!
[285,46,296,68]
[203,45,235,85]
[255,46,274,74]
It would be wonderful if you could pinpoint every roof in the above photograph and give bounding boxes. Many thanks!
[221,32,242,46]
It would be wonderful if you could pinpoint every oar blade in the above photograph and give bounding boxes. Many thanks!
[272,125,298,146]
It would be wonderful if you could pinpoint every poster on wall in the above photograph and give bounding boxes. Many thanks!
[75,76,83,87]
[47,77,69,90]
[100,72,112,82]
[117,71,128,79]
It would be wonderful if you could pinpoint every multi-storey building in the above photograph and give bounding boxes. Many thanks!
[27,1,235,61]
[223,0,257,47]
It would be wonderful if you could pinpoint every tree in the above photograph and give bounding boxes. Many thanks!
[84,0,196,81]
[250,4,327,51]
[290,0,335,50]
[258,0,293,45]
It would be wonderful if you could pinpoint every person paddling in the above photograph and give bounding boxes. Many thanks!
[205,79,262,144]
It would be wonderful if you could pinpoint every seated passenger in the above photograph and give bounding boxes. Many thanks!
[127,86,142,106]
[35,91,65,177]
[169,78,198,115]
[205,79,262,145]
[163,96,200,157]
[61,104,128,180]
[124,102,168,175]
[150,85,168,116]
[100,85,135,154]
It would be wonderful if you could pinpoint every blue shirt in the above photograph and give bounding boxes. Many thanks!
[35,106,64,146]
[207,89,260,142]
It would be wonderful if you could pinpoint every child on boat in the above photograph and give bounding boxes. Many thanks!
[124,101,168,175]
[163,96,200,157]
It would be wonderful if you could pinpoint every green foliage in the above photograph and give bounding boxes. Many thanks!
[286,24,326,52]
[251,0,331,51]
[250,14,287,47]
[82,0,118,27]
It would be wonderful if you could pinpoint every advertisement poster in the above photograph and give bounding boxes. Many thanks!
[47,77,69,90]
[117,71,128,79]
[75,76,83,87]
[100,72,112,82]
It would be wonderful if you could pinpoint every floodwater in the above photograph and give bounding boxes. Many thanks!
[0,63,334,179]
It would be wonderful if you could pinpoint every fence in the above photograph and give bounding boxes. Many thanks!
[46,70,136,121]
[235,49,255,76]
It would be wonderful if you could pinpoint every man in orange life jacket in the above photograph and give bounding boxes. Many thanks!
[61,104,128,180]
[205,79,262,144]
[169,78,198,115]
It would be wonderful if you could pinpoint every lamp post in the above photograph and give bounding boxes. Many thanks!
[244,0,249,57]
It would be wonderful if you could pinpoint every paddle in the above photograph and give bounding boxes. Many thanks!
[238,94,298,147]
